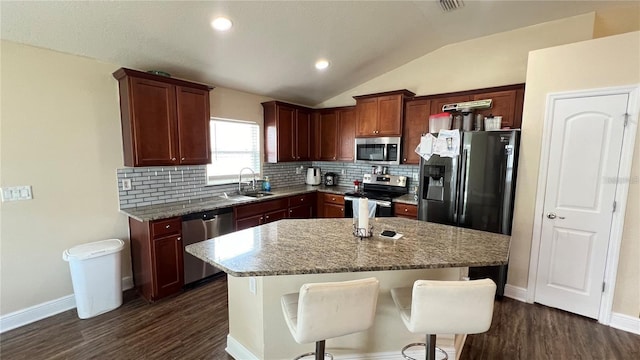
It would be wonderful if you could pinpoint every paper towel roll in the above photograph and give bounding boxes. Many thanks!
[358,198,369,235]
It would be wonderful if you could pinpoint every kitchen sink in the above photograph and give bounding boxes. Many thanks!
[242,191,274,198]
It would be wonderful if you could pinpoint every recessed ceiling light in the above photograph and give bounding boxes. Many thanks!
[315,59,329,70]
[211,17,232,31]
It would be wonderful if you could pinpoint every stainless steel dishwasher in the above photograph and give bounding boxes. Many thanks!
[181,207,234,285]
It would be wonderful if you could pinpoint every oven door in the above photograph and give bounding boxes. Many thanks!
[344,197,393,218]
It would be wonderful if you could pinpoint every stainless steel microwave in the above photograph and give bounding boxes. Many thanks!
[354,137,401,165]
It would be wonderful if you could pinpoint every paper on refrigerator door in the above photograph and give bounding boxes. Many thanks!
[415,133,436,161]
[433,130,460,158]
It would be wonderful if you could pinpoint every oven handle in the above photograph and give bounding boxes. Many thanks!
[344,196,391,208]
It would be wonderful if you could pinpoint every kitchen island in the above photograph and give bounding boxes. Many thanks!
[186,217,510,360]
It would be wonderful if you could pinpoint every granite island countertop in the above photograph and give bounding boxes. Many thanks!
[121,184,351,222]
[186,217,510,277]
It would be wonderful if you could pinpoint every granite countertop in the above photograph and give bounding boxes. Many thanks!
[186,217,510,277]
[120,184,352,222]
[392,193,418,205]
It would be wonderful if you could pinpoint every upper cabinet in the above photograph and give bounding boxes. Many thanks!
[402,99,431,165]
[263,101,313,163]
[314,106,356,161]
[428,84,525,130]
[354,90,415,137]
[113,68,213,167]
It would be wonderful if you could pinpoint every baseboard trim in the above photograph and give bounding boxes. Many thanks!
[226,334,456,360]
[226,334,260,360]
[0,276,134,334]
[504,284,528,302]
[610,312,640,335]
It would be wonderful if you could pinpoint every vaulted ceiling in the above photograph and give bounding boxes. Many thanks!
[1,1,633,106]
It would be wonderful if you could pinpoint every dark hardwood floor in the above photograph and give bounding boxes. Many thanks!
[1,275,638,359]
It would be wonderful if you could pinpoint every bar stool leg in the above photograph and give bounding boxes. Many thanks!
[426,334,436,360]
[315,340,325,360]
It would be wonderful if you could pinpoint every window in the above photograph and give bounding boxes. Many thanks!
[207,118,261,184]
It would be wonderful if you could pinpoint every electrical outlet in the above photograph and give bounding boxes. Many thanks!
[341,168,346,175]
[122,178,132,191]
[295,166,303,175]
[249,277,256,295]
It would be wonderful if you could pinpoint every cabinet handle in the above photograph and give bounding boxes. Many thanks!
[181,157,185,161]
[333,157,336,160]
[341,208,344,212]
[403,158,407,162]
[165,225,171,229]
[266,215,270,219]
[332,197,336,201]
[289,209,293,213]
[300,198,304,202]
[404,208,408,212]
[177,237,181,241]
[171,157,176,161]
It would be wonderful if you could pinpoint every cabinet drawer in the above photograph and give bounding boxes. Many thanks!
[394,203,418,218]
[235,198,289,218]
[321,193,344,205]
[288,193,316,206]
[151,217,181,238]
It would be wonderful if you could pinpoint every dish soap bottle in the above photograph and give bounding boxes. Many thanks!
[262,176,271,192]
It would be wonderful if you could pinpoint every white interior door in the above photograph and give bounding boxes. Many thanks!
[535,93,629,319]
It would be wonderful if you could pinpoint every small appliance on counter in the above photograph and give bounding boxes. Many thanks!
[306,167,321,185]
[324,172,338,186]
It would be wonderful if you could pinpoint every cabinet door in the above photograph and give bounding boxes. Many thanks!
[318,110,338,161]
[324,203,345,218]
[264,209,288,224]
[402,99,430,164]
[377,95,403,136]
[355,97,378,136]
[288,205,313,219]
[130,77,178,166]
[430,95,471,116]
[152,234,183,300]
[236,214,264,231]
[337,108,356,161]
[473,90,517,129]
[296,109,312,161]
[277,105,296,162]
[176,86,211,165]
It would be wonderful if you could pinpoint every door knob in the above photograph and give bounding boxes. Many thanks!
[547,213,556,219]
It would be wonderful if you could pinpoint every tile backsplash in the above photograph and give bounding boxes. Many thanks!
[116,161,418,209]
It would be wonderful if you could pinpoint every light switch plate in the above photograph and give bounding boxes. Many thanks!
[122,178,132,191]
[1,185,32,202]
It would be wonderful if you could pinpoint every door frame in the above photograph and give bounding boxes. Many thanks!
[526,84,639,325]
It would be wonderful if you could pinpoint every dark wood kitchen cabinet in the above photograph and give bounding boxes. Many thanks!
[113,68,213,167]
[314,106,356,161]
[318,193,345,218]
[354,90,415,137]
[234,197,289,231]
[263,101,312,163]
[129,217,184,302]
[402,98,431,164]
[427,84,525,129]
[288,193,316,219]
[394,203,418,219]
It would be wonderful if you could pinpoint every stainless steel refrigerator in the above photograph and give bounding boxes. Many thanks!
[418,130,520,296]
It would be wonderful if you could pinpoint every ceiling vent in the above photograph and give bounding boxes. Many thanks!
[439,0,465,12]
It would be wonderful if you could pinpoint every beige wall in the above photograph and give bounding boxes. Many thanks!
[593,3,640,38]
[210,87,272,125]
[514,31,640,317]
[317,13,596,107]
[0,41,129,314]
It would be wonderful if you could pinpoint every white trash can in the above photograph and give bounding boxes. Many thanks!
[63,239,125,319]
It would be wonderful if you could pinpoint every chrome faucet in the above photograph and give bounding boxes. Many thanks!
[238,167,257,193]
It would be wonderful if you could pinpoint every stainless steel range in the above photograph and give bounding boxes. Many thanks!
[344,174,408,218]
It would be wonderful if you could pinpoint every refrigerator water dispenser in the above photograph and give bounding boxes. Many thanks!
[424,165,445,201]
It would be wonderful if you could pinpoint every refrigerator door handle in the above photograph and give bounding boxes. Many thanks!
[455,148,469,223]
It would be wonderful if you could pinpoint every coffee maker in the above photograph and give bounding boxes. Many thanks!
[306,167,321,185]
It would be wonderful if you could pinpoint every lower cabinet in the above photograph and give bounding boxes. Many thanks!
[318,193,345,218]
[287,193,316,219]
[234,198,289,231]
[129,217,184,302]
[394,203,418,219]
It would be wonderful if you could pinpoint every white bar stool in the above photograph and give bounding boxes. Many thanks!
[390,278,496,360]
[281,277,380,360]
